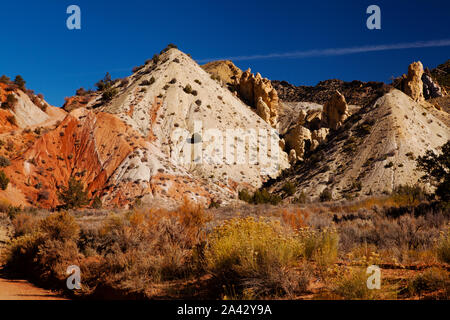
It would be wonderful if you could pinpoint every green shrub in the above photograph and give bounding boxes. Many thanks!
[14,75,26,90]
[119,79,129,88]
[355,120,373,137]
[132,65,144,73]
[161,43,178,53]
[6,115,17,126]
[406,152,415,160]
[0,75,10,84]
[282,182,296,196]
[101,87,118,102]
[238,188,282,205]
[141,77,155,86]
[0,170,9,190]
[76,87,87,96]
[1,94,17,109]
[416,140,450,202]
[384,161,394,168]
[293,191,307,204]
[391,184,428,206]
[253,189,282,205]
[211,74,220,81]
[0,156,10,167]
[57,177,89,209]
[351,181,362,191]
[319,188,332,202]
[183,84,192,94]
[92,196,102,209]
[238,189,253,203]
[37,190,50,201]
[208,199,220,209]
[95,72,113,91]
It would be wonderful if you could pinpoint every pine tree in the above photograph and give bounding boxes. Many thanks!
[57,177,89,209]
[14,75,26,90]
[416,140,450,202]
[0,171,9,190]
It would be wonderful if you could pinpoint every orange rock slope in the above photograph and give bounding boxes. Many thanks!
[2,107,226,208]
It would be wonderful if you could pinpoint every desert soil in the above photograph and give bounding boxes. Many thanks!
[0,276,66,300]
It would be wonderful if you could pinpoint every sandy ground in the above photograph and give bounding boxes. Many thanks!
[0,277,67,300]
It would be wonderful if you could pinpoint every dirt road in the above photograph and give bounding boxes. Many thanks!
[0,277,67,300]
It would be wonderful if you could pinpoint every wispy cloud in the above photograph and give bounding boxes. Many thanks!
[197,39,450,63]
[64,67,132,78]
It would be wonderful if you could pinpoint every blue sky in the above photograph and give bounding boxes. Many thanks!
[0,0,449,106]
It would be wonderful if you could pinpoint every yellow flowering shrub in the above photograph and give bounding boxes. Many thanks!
[203,217,307,298]
[298,227,339,267]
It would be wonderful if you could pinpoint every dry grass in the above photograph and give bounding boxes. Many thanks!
[405,267,450,299]
[1,197,448,300]
[280,208,309,231]
[331,267,378,300]
[437,225,450,264]
[327,195,424,215]
[298,227,339,268]
[2,199,211,297]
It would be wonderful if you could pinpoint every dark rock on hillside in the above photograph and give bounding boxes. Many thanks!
[422,71,444,99]
[272,79,391,107]
[430,59,450,94]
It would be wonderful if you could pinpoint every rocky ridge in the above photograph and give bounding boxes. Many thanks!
[272,79,391,107]
[269,89,450,201]
[1,48,289,209]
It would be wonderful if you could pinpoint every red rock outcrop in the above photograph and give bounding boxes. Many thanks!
[2,108,222,208]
